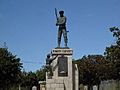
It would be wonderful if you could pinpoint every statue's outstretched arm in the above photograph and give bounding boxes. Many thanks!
[49,55,58,64]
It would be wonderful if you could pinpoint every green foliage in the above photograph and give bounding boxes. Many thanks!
[110,27,120,46]
[75,54,116,86]
[36,66,46,81]
[0,48,22,89]
[20,66,46,89]
[104,27,120,80]
[105,45,120,61]
[105,27,120,62]
[20,71,38,89]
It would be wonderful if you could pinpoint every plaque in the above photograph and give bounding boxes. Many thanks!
[58,56,68,76]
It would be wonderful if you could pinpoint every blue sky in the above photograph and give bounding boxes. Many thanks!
[0,0,120,72]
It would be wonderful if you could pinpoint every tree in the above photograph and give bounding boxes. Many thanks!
[105,27,120,62]
[104,27,120,80]
[110,27,120,46]
[76,55,100,84]
[20,66,46,89]
[0,48,22,90]
[36,66,46,81]
[20,71,38,89]
[75,55,113,90]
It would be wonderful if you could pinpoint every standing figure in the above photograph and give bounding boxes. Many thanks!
[56,10,68,47]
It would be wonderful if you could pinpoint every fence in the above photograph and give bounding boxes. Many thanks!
[99,80,120,90]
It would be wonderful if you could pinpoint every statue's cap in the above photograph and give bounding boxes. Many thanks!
[59,10,64,14]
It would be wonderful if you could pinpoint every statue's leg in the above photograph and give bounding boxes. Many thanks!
[46,65,53,79]
[49,66,53,76]
[58,29,62,47]
[63,29,68,47]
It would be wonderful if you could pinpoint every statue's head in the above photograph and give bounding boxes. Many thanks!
[59,11,64,15]
[47,54,50,58]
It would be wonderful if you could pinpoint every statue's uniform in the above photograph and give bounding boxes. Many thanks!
[56,16,68,47]
[46,57,53,76]
[46,54,58,77]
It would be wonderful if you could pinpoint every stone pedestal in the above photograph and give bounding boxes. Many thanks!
[46,48,79,90]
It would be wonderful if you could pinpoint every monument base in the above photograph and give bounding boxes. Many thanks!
[46,48,79,90]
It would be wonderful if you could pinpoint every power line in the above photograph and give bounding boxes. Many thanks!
[21,61,45,64]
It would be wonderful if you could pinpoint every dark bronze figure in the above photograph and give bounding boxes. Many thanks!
[55,10,68,47]
[46,53,58,77]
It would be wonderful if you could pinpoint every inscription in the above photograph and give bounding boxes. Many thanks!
[52,49,73,54]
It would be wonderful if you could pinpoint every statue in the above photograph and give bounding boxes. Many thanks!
[45,53,58,77]
[55,9,68,47]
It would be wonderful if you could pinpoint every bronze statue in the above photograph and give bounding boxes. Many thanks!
[55,9,68,47]
[46,53,58,77]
